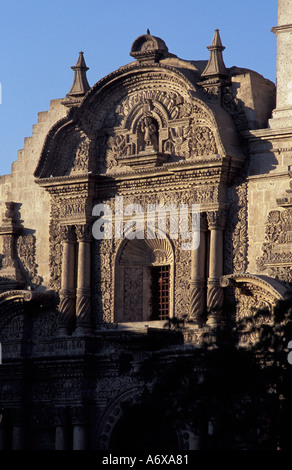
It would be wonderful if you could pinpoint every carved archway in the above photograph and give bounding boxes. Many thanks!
[221,273,292,345]
[95,386,144,450]
[114,234,174,323]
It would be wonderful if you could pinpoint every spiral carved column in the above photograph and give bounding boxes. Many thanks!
[75,224,92,334]
[206,209,227,326]
[58,225,76,334]
[189,213,207,325]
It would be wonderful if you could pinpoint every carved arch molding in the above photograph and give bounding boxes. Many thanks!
[95,384,189,451]
[35,68,224,178]
[221,273,292,345]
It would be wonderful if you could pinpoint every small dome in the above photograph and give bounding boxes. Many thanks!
[130,31,169,63]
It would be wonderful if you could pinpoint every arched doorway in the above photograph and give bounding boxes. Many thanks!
[109,405,179,451]
[114,236,174,323]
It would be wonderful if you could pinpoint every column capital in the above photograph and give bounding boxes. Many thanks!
[60,225,76,243]
[207,208,227,230]
[70,406,87,426]
[75,223,92,242]
[200,212,208,231]
[53,407,68,426]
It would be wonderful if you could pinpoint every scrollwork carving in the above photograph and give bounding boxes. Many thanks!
[71,136,90,173]
[49,202,62,291]
[256,208,292,283]
[184,124,218,158]
[225,181,248,274]
[17,234,43,287]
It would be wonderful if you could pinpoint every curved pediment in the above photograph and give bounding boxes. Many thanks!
[34,62,244,180]
[221,273,291,302]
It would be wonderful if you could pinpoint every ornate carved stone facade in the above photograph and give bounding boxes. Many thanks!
[0,19,291,451]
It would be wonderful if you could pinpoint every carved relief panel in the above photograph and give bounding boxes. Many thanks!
[96,88,219,173]
[257,208,292,284]
[123,267,144,322]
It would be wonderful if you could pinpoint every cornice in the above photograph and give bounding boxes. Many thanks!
[242,126,292,142]
[34,173,95,188]
[104,154,231,180]
[271,24,292,35]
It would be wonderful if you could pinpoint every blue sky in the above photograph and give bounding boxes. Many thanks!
[0,0,277,176]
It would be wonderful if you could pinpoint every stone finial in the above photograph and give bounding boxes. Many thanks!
[130,32,168,63]
[62,51,91,107]
[201,29,228,79]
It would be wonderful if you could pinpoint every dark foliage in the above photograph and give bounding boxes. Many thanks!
[139,298,292,450]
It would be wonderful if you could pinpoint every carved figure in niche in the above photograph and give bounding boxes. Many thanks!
[140,116,158,150]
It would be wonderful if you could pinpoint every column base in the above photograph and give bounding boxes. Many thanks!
[73,324,93,337]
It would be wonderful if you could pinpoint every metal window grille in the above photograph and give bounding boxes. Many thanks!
[151,265,170,320]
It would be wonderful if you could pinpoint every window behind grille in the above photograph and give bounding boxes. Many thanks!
[151,265,170,320]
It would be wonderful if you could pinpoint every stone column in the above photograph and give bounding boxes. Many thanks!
[71,407,87,450]
[58,225,76,334]
[75,224,92,334]
[189,213,207,325]
[54,408,68,450]
[270,0,292,128]
[206,210,227,326]
[11,409,25,450]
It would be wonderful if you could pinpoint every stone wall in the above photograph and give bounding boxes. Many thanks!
[246,128,292,280]
[0,99,68,286]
